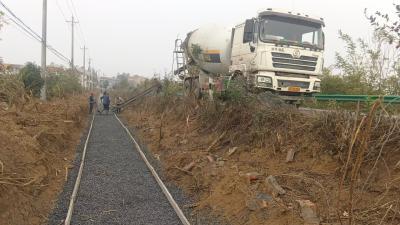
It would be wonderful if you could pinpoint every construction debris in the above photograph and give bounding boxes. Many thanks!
[173,166,193,176]
[266,175,286,196]
[285,148,297,162]
[296,200,320,225]
[246,198,260,211]
[246,172,262,182]
[206,155,215,163]
[227,146,238,156]
[207,131,227,152]
[182,161,196,171]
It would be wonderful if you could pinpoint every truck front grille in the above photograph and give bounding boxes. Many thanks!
[277,80,310,89]
[272,52,317,72]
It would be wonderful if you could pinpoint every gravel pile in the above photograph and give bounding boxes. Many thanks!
[49,115,181,225]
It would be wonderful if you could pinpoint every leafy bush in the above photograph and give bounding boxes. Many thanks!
[47,71,82,98]
[323,31,400,95]
[19,63,44,97]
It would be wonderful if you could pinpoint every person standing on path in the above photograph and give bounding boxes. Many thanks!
[115,96,124,113]
[100,91,111,114]
[88,93,96,114]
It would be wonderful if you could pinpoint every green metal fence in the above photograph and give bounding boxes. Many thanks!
[313,95,400,104]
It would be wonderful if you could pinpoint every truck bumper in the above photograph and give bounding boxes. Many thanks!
[253,71,321,95]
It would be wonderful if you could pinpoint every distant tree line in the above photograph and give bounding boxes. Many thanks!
[18,62,82,98]
[321,3,400,95]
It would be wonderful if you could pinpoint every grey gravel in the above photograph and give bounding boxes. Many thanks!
[49,114,181,225]
[49,114,228,225]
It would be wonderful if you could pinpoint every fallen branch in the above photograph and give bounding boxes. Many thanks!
[65,166,69,181]
[276,173,331,221]
[0,159,3,174]
[0,177,37,186]
[379,204,393,225]
[173,166,193,176]
[207,131,227,152]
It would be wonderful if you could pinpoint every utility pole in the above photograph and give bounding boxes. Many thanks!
[66,16,78,70]
[88,58,92,89]
[81,46,88,89]
[40,0,47,101]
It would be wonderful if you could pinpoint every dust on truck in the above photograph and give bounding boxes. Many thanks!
[174,8,325,101]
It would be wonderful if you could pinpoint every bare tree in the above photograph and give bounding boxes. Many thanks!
[366,2,400,47]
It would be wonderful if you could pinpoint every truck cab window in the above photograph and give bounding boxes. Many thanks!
[259,16,323,49]
[243,19,254,43]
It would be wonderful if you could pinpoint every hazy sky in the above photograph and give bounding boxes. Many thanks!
[0,0,395,77]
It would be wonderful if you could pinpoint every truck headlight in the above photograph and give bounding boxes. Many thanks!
[313,81,321,90]
[257,76,272,84]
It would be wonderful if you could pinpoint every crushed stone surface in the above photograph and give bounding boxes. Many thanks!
[48,114,182,225]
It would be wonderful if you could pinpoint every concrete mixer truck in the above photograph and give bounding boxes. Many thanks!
[173,8,325,103]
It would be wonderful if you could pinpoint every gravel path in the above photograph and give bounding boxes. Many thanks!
[49,114,182,225]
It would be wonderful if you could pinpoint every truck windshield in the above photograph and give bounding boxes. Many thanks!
[259,16,324,49]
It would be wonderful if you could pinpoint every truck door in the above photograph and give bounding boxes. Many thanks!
[231,20,257,73]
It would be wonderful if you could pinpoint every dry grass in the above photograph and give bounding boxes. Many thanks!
[123,91,400,225]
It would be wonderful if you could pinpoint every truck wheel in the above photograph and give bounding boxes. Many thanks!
[192,78,202,99]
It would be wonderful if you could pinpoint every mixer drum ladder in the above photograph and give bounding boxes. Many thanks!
[172,39,187,79]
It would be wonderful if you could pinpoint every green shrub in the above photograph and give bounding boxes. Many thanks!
[47,72,82,98]
[19,62,44,97]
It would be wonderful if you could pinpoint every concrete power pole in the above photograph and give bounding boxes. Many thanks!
[88,58,92,89]
[66,16,78,70]
[81,46,88,89]
[40,0,47,101]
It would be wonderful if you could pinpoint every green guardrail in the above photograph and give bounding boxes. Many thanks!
[313,95,400,104]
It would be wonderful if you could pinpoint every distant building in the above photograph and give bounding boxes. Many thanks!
[0,63,24,75]
[47,65,67,75]
[127,74,147,87]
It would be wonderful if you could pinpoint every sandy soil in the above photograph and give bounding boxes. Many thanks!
[0,96,88,225]
[122,96,400,225]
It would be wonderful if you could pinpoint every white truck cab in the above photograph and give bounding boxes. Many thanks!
[174,8,325,101]
[230,9,324,96]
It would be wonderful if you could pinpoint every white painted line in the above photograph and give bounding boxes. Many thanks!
[64,114,96,225]
[115,114,191,225]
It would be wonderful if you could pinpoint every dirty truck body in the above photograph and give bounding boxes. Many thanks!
[175,9,325,101]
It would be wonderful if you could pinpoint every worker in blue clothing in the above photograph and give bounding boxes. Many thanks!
[100,91,111,114]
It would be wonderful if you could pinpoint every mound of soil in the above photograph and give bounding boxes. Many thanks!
[122,96,400,225]
[0,96,88,225]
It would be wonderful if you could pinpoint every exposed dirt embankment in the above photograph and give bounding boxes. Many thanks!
[0,95,88,225]
[123,96,400,225]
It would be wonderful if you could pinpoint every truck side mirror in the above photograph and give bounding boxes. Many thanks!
[243,19,254,43]
[249,42,256,52]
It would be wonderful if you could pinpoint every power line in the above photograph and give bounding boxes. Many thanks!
[66,0,88,53]
[4,14,41,42]
[4,15,68,63]
[0,0,70,64]
[55,0,68,21]
[69,0,86,40]
[0,0,42,40]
